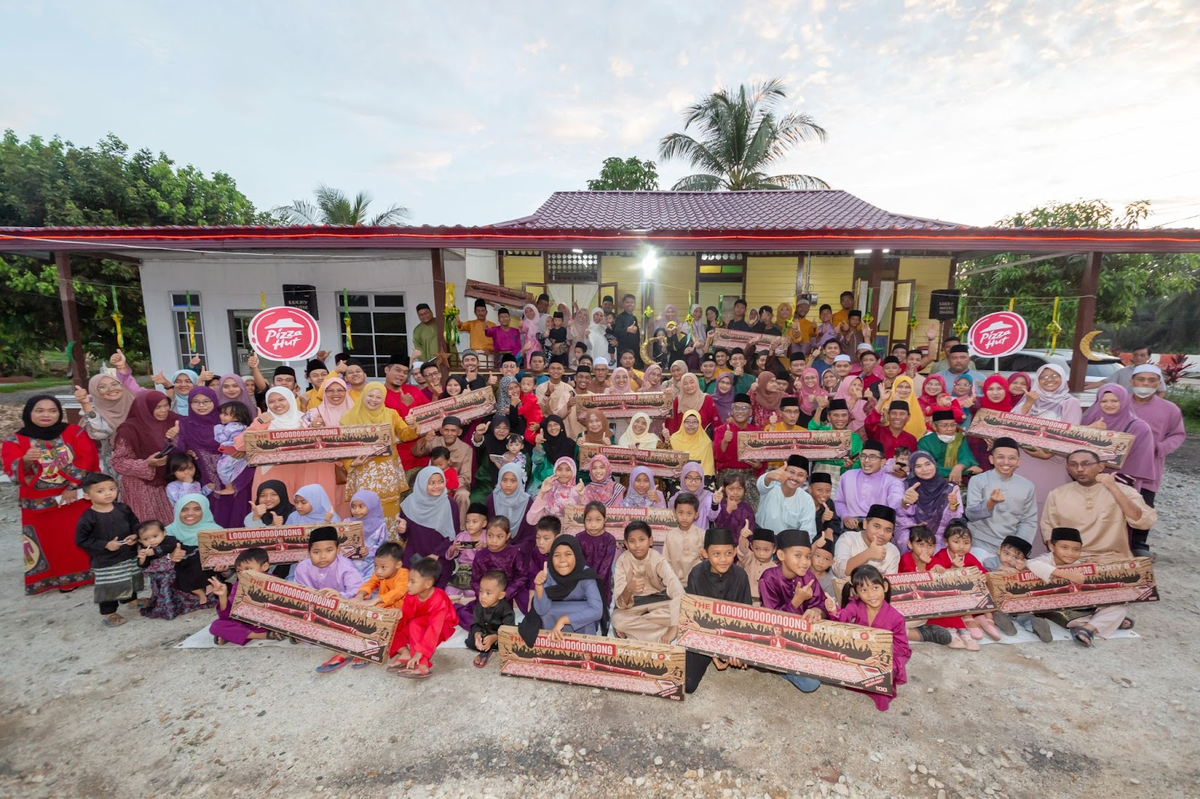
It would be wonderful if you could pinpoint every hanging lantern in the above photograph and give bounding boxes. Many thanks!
[342,288,354,350]
[111,286,124,348]
[185,291,197,352]
[445,282,460,348]
[1045,296,1063,355]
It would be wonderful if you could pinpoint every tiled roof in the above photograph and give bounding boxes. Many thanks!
[493,190,966,232]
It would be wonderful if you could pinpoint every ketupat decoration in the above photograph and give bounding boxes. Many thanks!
[1045,296,1063,355]
[445,282,460,348]
[342,288,354,350]
[111,286,124,348]
[185,291,196,352]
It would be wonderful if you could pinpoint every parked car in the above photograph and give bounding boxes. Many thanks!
[968,349,1124,408]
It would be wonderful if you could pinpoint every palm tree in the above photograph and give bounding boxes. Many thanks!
[274,184,410,226]
[657,78,828,191]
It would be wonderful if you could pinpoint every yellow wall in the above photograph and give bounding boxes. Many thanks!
[898,256,953,345]
[803,256,856,311]
[600,256,644,307]
[649,255,694,315]
[502,255,543,291]
[745,256,799,312]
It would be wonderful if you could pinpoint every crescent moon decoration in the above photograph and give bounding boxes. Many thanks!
[1078,329,1105,362]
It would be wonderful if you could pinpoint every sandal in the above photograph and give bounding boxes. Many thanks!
[350,658,371,670]
[1071,627,1095,648]
[386,660,409,674]
[1119,618,1135,631]
[473,651,492,668]
[102,613,126,628]
[315,655,350,673]
[400,664,431,680]
[266,631,286,641]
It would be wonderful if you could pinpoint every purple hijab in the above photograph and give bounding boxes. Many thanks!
[906,451,955,527]
[180,387,222,457]
[1081,385,1156,485]
[218,373,258,416]
[711,373,735,423]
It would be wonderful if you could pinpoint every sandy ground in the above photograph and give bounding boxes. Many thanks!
[1,443,1198,799]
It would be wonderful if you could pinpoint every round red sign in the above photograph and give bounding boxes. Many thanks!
[967,311,1028,359]
[248,306,321,362]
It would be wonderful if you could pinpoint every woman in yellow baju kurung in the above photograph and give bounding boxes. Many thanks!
[339,382,418,519]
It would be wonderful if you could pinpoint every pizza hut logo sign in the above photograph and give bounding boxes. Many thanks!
[249,307,321,362]
[967,311,1028,359]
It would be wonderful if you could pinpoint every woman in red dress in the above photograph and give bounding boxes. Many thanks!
[2,395,100,595]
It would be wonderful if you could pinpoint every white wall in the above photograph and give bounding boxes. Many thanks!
[139,249,438,376]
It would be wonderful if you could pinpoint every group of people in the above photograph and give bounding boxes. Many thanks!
[2,297,1185,703]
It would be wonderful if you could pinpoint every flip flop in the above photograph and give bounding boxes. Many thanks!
[102,614,126,628]
[386,660,409,674]
[1119,618,1135,630]
[316,656,350,673]
[350,658,371,670]
[266,631,286,641]
[473,651,491,668]
[400,665,431,680]
[1071,627,1095,648]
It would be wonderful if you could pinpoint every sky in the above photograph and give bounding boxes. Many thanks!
[4,0,1200,229]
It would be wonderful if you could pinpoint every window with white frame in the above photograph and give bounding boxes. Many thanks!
[170,292,207,369]
[338,292,408,377]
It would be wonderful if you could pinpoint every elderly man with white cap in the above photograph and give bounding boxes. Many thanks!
[1127,364,1186,557]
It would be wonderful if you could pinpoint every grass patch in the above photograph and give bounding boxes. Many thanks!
[1167,387,1200,435]
[0,378,76,395]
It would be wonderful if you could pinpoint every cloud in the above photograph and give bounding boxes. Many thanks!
[677,50,689,67]
[609,57,635,79]
[524,37,548,54]
[383,151,455,180]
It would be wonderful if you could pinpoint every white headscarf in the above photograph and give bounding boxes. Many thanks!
[618,411,660,450]
[588,307,609,359]
[400,466,458,540]
[1028,364,1072,418]
[264,387,306,430]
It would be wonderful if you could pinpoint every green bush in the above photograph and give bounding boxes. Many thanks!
[1167,387,1200,434]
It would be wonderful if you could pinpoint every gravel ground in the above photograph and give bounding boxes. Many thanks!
[1,442,1198,798]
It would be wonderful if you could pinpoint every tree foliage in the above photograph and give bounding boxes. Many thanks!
[274,185,410,226]
[0,130,274,373]
[586,156,660,191]
[657,78,828,191]
[957,200,1198,350]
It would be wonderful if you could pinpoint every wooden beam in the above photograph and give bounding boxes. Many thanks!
[1069,252,1101,393]
[430,247,450,375]
[55,251,89,382]
[866,249,885,321]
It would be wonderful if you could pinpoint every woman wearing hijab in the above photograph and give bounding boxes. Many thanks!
[339,382,418,519]
[895,450,962,553]
[111,392,181,526]
[621,465,666,508]
[710,373,736,424]
[308,376,353,427]
[243,479,294,527]
[519,534,604,645]
[77,371,137,479]
[1015,363,1083,522]
[881,375,928,440]
[218,373,258,417]
[970,374,1015,467]
[532,414,576,485]
[795,367,828,426]
[639,364,664,393]
[1081,385,1157,492]
[141,494,221,620]
[471,413,525,504]
[235,386,340,516]
[177,386,253,528]
[665,373,717,436]
[833,375,870,434]
[489,463,536,555]
[578,408,612,447]
[751,371,787,428]
[618,412,661,451]
[582,453,626,505]
[400,466,459,587]
[687,303,708,367]
[527,457,584,523]
[587,308,610,362]
[167,369,199,416]
[670,410,716,475]
[3,396,100,595]
[917,375,964,428]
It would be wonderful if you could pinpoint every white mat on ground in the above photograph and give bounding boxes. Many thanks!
[976,626,1139,645]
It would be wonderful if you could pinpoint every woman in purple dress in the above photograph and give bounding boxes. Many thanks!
[400,466,459,587]
[177,386,254,528]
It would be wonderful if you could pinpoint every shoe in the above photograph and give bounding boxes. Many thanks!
[960,631,980,652]
[976,617,1002,641]
[992,611,1017,636]
[1031,617,1053,643]
[947,634,966,649]
[919,626,953,645]
[967,626,984,641]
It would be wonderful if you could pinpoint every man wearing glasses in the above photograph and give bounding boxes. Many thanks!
[1039,450,1156,561]
[833,440,904,533]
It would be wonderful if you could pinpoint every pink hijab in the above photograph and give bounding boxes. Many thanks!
[797,367,827,416]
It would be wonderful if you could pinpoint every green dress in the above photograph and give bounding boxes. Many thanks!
[916,431,978,478]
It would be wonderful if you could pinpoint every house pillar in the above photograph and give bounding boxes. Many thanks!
[1068,252,1102,393]
[55,251,89,381]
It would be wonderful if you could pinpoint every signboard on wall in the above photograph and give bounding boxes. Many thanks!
[929,289,960,321]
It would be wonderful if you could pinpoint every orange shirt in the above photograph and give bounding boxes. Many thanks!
[358,570,409,608]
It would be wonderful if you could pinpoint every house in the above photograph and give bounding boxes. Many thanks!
[3,188,1198,390]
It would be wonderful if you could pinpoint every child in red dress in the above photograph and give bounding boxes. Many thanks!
[898,525,957,648]
[928,521,1005,647]
[388,557,456,679]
